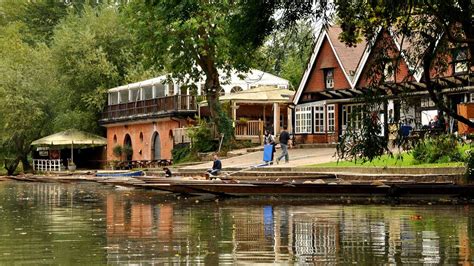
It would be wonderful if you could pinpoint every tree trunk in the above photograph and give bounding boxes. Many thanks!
[204,68,221,120]
[4,158,20,176]
[20,155,31,172]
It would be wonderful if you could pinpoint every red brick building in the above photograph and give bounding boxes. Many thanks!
[100,71,290,162]
[293,26,474,144]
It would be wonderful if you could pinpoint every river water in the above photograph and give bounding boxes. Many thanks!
[0,181,473,265]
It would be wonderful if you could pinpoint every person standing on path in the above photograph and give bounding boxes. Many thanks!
[263,129,276,163]
[276,126,291,164]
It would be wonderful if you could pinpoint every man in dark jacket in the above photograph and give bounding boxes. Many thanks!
[207,153,222,178]
[276,126,291,164]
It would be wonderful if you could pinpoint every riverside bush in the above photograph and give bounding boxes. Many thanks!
[187,120,218,152]
[412,134,462,164]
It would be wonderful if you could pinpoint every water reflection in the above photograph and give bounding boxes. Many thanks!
[1,181,474,264]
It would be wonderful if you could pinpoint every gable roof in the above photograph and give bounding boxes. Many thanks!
[293,26,367,104]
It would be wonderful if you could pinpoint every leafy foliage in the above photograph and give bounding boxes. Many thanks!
[112,145,123,158]
[187,120,218,153]
[466,149,474,178]
[255,21,315,88]
[171,144,194,164]
[336,102,390,163]
[0,24,56,174]
[412,135,463,164]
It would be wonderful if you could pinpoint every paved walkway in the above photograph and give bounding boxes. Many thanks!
[181,147,337,170]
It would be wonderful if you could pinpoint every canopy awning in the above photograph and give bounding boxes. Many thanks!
[31,129,107,148]
[200,86,295,105]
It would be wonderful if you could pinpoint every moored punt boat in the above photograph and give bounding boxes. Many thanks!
[137,180,474,199]
[95,170,144,177]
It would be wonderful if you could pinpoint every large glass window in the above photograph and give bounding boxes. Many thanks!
[155,83,165,98]
[130,89,140,102]
[119,90,128,103]
[327,104,335,133]
[342,104,363,131]
[314,105,325,133]
[143,86,153,100]
[453,48,468,74]
[295,105,312,134]
[109,92,119,105]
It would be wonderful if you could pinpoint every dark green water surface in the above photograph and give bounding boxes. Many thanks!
[0,181,473,265]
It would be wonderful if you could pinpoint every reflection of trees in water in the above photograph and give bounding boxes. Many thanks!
[0,183,106,265]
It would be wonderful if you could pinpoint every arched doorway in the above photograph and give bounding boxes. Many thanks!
[124,134,133,161]
[151,132,161,160]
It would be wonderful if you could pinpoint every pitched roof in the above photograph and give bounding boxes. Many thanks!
[293,26,369,104]
[327,26,367,81]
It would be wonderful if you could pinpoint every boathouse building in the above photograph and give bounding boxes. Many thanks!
[100,70,289,162]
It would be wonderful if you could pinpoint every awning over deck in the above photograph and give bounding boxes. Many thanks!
[218,86,295,103]
[31,129,107,148]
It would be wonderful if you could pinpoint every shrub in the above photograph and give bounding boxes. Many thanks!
[122,145,133,159]
[112,145,122,158]
[187,120,218,152]
[412,134,462,164]
[465,149,473,178]
[172,144,198,164]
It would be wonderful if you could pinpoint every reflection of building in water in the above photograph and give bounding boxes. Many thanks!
[339,210,373,262]
[130,203,153,238]
[157,204,173,241]
[458,219,472,266]
[421,231,440,264]
[370,221,386,257]
[231,207,276,262]
[387,217,401,264]
[29,183,66,207]
[287,208,340,262]
[290,218,339,262]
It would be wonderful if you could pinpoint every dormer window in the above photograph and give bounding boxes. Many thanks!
[384,61,394,82]
[453,48,468,74]
[324,68,334,90]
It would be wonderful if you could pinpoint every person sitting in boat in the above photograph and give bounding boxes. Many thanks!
[207,153,222,178]
[163,167,172,178]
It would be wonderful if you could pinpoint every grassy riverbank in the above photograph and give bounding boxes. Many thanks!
[308,152,465,168]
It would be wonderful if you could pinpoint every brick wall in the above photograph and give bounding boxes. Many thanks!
[105,119,183,161]
[304,38,352,93]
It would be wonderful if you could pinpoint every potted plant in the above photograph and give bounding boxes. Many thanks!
[113,145,123,159]
[68,159,76,171]
[122,145,133,160]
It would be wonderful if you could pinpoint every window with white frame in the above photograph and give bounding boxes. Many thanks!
[384,61,394,82]
[295,105,312,134]
[324,68,334,89]
[314,105,325,133]
[453,48,468,74]
[342,104,363,131]
[168,82,175,96]
[109,92,119,105]
[470,93,474,102]
[327,105,335,132]
[119,90,128,103]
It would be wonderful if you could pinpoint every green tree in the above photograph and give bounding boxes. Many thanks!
[0,24,57,174]
[127,1,277,142]
[50,5,138,133]
[255,21,315,89]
